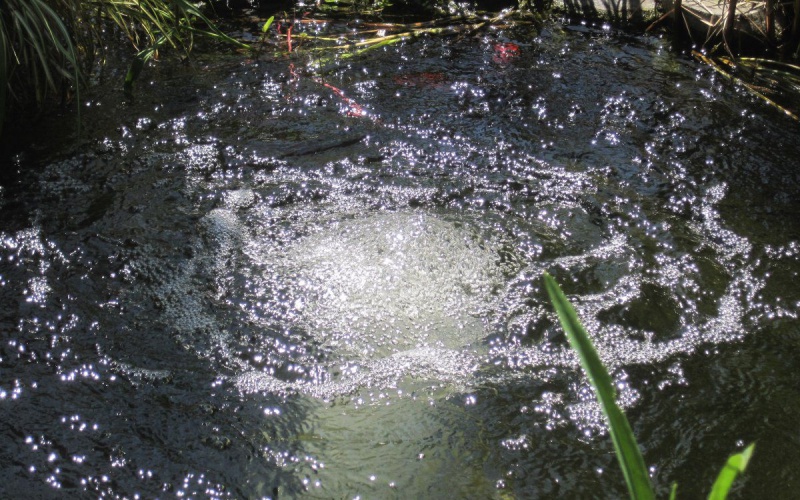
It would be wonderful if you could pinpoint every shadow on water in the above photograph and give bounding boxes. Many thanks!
[0,62,317,497]
[1,18,800,498]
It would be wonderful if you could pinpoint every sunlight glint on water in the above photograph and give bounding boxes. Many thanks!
[1,20,798,499]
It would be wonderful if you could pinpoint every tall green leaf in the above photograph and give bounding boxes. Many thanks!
[124,39,165,99]
[543,272,655,500]
[1,0,80,131]
[708,443,755,500]
[262,15,275,33]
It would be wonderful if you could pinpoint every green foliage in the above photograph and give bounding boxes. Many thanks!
[92,0,246,54]
[1,0,247,130]
[89,0,248,98]
[543,272,654,500]
[543,272,755,499]
[708,443,755,500]
[123,40,162,100]
[262,15,275,34]
[0,0,80,130]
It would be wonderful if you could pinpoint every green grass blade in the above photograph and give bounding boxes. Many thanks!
[32,0,80,82]
[543,272,654,500]
[12,10,57,92]
[11,0,79,104]
[124,39,165,99]
[708,443,755,500]
[262,16,275,33]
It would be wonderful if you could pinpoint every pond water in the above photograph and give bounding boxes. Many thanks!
[2,18,800,499]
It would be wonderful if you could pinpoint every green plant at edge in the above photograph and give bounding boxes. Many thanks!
[707,443,755,500]
[116,0,250,98]
[0,0,81,135]
[1,0,251,127]
[542,272,754,499]
[262,15,275,34]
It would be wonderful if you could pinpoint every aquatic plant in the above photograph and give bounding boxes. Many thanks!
[692,51,800,121]
[543,272,755,499]
[647,0,800,115]
[1,0,246,134]
[97,0,248,97]
[650,0,800,54]
[253,9,528,73]
[0,0,80,135]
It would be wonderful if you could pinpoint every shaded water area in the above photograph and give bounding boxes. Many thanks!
[2,19,800,498]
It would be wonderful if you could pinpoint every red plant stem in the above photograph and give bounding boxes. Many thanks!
[287,24,293,53]
[314,78,366,117]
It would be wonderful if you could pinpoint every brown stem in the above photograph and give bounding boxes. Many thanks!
[723,0,738,54]
[674,0,684,33]
[765,0,774,44]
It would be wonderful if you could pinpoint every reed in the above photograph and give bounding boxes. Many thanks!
[543,272,754,499]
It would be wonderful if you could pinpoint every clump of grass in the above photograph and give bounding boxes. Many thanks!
[543,272,754,499]
[0,0,80,134]
[1,0,247,133]
[92,0,248,97]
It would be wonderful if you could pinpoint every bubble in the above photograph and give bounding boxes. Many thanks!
[281,211,505,358]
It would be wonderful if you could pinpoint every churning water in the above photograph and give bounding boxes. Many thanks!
[2,19,800,498]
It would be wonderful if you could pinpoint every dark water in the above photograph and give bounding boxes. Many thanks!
[2,19,799,499]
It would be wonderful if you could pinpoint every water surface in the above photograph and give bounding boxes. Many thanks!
[1,19,799,498]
